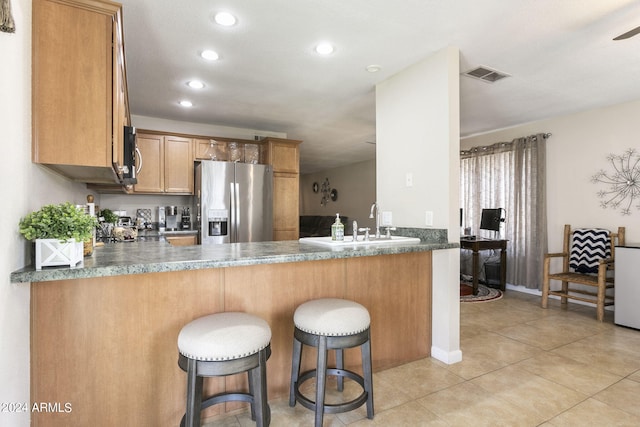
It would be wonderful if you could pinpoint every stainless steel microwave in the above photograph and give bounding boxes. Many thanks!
[121,125,138,185]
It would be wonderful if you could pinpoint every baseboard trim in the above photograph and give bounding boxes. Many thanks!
[506,283,614,311]
[431,346,462,365]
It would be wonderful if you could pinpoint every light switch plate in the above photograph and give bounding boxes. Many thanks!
[382,211,393,226]
[425,211,433,226]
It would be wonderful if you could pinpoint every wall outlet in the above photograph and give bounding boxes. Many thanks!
[425,211,433,226]
[381,211,393,226]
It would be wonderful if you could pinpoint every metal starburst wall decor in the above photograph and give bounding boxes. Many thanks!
[591,148,640,215]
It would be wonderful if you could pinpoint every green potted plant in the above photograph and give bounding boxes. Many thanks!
[98,208,118,240]
[19,202,98,270]
[99,208,119,225]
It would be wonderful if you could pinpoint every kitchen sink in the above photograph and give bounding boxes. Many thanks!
[299,235,421,247]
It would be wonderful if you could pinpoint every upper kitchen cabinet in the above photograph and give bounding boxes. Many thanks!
[134,133,194,194]
[32,0,130,184]
[263,137,301,174]
[164,136,194,193]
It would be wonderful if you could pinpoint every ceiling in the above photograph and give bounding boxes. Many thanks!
[118,0,640,174]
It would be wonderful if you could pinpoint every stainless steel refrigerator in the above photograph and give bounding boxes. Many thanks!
[195,161,273,244]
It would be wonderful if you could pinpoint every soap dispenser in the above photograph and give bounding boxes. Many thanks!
[331,213,344,241]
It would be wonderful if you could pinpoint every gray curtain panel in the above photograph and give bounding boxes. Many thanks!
[460,133,548,289]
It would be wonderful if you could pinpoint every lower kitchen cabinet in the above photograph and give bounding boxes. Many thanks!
[165,235,197,246]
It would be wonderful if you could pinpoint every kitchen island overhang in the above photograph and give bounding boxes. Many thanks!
[14,230,458,426]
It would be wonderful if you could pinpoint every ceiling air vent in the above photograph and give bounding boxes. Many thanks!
[463,66,510,83]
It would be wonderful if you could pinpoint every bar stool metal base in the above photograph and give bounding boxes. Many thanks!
[289,327,374,426]
[178,345,271,427]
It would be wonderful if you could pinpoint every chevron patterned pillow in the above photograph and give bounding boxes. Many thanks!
[569,228,611,274]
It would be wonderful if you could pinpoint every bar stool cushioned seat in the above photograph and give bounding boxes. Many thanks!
[289,298,374,426]
[178,312,271,427]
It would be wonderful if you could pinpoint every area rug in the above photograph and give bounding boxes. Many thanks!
[460,283,503,303]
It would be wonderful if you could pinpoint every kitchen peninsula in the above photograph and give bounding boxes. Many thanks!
[12,230,456,427]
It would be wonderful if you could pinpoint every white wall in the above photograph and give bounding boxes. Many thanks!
[300,159,376,231]
[376,48,460,233]
[2,1,95,425]
[376,46,462,364]
[461,99,640,253]
[131,115,287,141]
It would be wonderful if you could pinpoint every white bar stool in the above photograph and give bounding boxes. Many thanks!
[289,298,374,426]
[177,312,271,427]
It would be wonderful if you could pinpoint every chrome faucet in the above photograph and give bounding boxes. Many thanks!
[384,226,396,239]
[369,202,381,239]
[359,227,371,241]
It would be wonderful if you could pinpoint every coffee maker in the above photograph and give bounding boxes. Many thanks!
[165,206,178,231]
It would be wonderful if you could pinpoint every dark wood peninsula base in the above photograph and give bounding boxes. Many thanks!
[30,252,432,426]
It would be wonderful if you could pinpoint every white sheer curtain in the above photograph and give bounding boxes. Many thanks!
[460,134,548,289]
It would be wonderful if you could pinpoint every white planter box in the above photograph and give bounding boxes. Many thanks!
[35,238,84,270]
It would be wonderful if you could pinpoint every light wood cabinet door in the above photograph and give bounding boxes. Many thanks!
[133,134,164,193]
[273,172,299,239]
[164,136,193,193]
[32,0,126,183]
[264,138,301,173]
[111,11,129,176]
[273,230,300,241]
[134,133,193,194]
[165,235,197,246]
[194,138,225,161]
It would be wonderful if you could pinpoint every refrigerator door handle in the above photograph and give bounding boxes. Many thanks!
[230,182,236,242]
[234,182,241,241]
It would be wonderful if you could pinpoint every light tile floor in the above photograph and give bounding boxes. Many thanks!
[203,291,640,426]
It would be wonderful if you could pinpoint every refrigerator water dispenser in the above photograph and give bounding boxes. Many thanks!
[208,209,228,237]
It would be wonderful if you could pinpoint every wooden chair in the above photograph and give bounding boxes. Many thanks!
[541,224,625,321]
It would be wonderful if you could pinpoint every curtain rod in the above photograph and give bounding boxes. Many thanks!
[460,132,551,155]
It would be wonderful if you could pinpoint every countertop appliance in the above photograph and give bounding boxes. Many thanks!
[165,205,179,231]
[181,207,191,229]
[614,245,640,329]
[195,161,273,244]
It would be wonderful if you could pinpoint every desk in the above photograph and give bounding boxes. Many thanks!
[460,238,508,295]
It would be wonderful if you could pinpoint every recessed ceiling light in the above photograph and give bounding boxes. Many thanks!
[315,42,334,55]
[179,100,193,107]
[214,11,236,26]
[201,50,219,61]
[366,65,381,73]
[187,80,205,89]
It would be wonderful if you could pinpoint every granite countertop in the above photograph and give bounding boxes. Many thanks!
[10,228,458,284]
